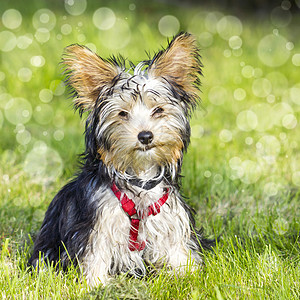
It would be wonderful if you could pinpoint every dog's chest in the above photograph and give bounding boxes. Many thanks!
[122,184,167,213]
[91,184,185,251]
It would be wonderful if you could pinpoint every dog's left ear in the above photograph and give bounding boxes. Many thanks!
[148,32,202,109]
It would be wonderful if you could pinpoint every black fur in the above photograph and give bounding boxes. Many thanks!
[28,158,110,269]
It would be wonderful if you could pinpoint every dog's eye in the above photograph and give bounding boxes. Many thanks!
[118,111,129,119]
[152,107,164,117]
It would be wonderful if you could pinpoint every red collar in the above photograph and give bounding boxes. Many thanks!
[111,182,169,251]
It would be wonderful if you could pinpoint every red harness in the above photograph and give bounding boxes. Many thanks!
[111,182,169,251]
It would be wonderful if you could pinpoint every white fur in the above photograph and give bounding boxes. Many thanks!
[80,183,202,286]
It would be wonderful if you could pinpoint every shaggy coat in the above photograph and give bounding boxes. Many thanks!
[29,32,212,286]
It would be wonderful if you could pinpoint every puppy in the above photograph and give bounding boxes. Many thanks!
[29,32,212,286]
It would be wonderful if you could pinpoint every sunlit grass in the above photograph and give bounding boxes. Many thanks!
[1,0,300,299]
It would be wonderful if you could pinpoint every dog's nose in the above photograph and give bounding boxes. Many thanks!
[138,131,153,145]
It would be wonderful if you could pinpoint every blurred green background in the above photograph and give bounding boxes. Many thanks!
[0,0,300,298]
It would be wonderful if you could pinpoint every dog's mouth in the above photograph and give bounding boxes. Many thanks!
[135,144,156,152]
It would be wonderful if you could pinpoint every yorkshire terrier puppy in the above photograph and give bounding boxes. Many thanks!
[29,32,212,286]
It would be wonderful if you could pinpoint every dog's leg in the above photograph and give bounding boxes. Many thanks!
[80,235,113,286]
[144,197,203,274]
[80,197,146,286]
[166,242,202,274]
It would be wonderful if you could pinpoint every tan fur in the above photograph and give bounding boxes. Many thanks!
[95,86,186,176]
[148,34,201,103]
[62,45,120,111]
[98,138,183,176]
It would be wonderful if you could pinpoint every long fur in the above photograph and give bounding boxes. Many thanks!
[28,32,213,286]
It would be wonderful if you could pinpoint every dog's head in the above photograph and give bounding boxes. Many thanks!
[62,32,202,177]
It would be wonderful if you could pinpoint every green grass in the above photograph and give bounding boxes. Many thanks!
[1,1,300,299]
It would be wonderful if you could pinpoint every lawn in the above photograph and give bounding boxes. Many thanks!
[0,0,299,299]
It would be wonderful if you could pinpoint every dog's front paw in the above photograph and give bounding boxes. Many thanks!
[85,272,113,287]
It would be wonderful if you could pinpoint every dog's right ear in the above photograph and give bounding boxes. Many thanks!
[61,45,121,113]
